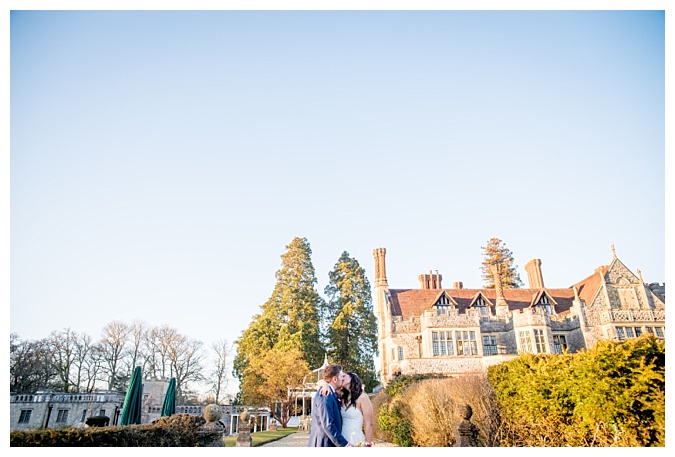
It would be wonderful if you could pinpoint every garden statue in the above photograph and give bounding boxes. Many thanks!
[236,409,253,447]
[198,404,225,447]
[454,404,478,447]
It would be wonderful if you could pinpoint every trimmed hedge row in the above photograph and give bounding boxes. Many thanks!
[10,414,222,447]
[487,335,665,447]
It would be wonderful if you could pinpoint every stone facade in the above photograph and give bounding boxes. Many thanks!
[9,391,126,430]
[373,247,665,384]
[9,378,232,431]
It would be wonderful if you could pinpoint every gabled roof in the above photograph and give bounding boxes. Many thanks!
[468,291,494,308]
[432,290,459,307]
[573,266,609,305]
[387,287,576,320]
[529,289,558,308]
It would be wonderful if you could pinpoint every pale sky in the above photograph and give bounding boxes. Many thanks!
[4,1,671,398]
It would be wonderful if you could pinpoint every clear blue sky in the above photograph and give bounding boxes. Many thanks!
[5,4,669,393]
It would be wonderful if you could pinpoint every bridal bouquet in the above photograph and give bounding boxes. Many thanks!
[354,442,373,447]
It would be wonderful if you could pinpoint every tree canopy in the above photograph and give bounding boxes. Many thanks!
[480,237,523,289]
[234,237,325,388]
[323,251,379,392]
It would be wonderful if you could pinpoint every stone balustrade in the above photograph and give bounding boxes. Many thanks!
[599,308,665,324]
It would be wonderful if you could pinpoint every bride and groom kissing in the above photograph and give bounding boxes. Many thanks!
[308,363,375,447]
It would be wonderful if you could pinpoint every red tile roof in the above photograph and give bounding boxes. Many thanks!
[388,287,576,320]
[573,266,608,306]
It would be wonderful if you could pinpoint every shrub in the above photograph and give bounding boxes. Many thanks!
[370,391,393,443]
[378,396,413,447]
[404,375,500,447]
[488,335,665,447]
[10,414,220,447]
[375,373,499,447]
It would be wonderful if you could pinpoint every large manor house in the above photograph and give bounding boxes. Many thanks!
[372,246,665,384]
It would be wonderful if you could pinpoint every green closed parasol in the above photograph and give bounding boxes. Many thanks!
[161,377,177,417]
[119,366,143,425]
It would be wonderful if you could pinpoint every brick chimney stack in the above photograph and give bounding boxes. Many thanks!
[418,270,443,289]
[453,281,464,289]
[524,259,545,289]
[373,248,388,288]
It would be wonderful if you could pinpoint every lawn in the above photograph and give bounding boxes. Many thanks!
[223,427,299,447]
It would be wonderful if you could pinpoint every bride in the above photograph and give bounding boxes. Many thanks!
[317,371,374,446]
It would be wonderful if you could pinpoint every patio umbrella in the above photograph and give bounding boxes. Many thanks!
[161,377,176,417]
[119,366,143,425]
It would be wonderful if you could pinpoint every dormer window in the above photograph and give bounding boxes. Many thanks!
[537,294,553,314]
[475,296,488,316]
[435,294,453,315]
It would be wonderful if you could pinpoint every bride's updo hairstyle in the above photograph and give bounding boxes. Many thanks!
[341,371,364,409]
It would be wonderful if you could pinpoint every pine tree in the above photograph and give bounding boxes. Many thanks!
[233,237,325,384]
[481,237,523,289]
[323,251,379,392]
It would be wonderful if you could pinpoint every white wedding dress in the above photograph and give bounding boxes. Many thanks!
[341,405,365,445]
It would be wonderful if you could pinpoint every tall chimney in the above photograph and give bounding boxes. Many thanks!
[418,271,443,289]
[524,259,545,289]
[492,265,509,316]
[453,281,464,290]
[373,248,388,287]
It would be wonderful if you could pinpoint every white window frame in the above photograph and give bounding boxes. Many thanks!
[456,330,477,356]
[432,331,454,356]
[533,329,547,354]
[519,330,533,353]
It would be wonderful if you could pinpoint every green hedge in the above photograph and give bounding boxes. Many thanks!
[487,335,665,446]
[10,414,222,447]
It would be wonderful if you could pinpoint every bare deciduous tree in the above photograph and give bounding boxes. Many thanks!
[10,333,58,393]
[99,321,132,390]
[48,328,78,392]
[210,339,232,404]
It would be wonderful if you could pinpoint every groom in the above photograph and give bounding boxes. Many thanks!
[308,363,351,447]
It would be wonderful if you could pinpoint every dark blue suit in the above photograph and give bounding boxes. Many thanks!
[307,387,348,447]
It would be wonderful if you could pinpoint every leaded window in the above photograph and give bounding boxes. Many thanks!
[519,330,533,353]
[432,331,454,356]
[483,335,497,355]
[534,329,547,354]
[456,331,477,356]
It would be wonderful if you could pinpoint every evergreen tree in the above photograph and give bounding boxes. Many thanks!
[481,237,523,289]
[323,251,379,392]
[233,237,325,384]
